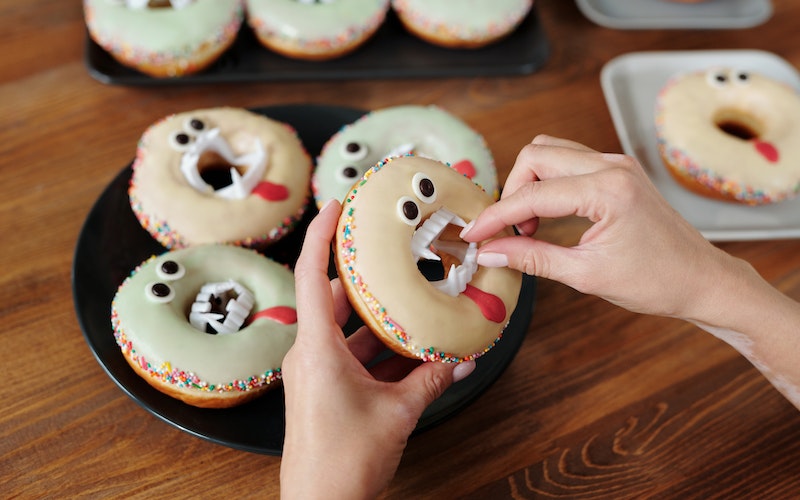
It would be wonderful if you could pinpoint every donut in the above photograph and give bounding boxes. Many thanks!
[655,67,800,205]
[334,155,522,362]
[245,0,390,61]
[391,0,533,49]
[313,105,498,209]
[111,244,298,408]
[129,107,312,248]
[83,0,244,78]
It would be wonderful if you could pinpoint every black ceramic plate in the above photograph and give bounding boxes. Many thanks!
[71,104,537,455]
[85,7,550,85]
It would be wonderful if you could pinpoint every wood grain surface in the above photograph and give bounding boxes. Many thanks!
[2,1,799,498]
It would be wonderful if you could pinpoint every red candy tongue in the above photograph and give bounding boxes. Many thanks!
[462,284,506,323]
[754,140,779,163]
[451,159,477,179]
[253,181,290,201]
[248,306,297,325]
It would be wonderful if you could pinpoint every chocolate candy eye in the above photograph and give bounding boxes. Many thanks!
[341,141,368,161]
[156,259,185,280]
[169,130,194,151]
[412,172,436,204]
[188,118,205,131]
[397,196,420,226]
[146,282,175,303]
[342,166,358,178]
[735,71,750,84]
[707,69,730,88]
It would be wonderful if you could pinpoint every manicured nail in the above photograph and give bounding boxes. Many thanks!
[477,252,509,268]
[453,360,476,383]
[319,198,339,212]
[514,224,528,236]
[459,220,475,239]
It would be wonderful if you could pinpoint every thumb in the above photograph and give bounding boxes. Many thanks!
[396,360,476,413]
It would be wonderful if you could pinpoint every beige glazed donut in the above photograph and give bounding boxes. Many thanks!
[655,67,800,205]
[111,244,298,408]
[335,155,522,362]
[129,107,312,248]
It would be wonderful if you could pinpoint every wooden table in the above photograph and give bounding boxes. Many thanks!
[3,1,799,497]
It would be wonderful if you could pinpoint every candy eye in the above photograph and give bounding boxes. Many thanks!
[156,259,185,280]
[706,69,729,88]
[146,282,175,303]
[412,172,436,204]
[734,71,750,85]
[397,196,420,226]
[185,117,205,132]
[169,130,194,151]
[341,141,368,161]
[337,165,361,184]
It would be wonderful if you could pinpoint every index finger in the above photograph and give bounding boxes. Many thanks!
[293,200,343,339]
[501,135,596,199]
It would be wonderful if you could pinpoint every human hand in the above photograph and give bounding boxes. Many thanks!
[280,200,476,499]
[461,135,800,411]
[460,135,736,323]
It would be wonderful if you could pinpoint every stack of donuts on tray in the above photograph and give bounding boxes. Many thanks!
[83,0,535,75]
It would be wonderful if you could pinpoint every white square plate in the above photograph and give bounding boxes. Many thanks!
[600,50,800,241]
[576,0,772,29]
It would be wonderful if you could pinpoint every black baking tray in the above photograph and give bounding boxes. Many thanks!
[84,6,550,85]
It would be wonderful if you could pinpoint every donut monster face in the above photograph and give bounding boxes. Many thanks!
[137,251,297,335]
[336,156,521,361]
[702,68,785,163]
[313,105,498,208]
[130,107,312,247]
[165,113,288,202]
[112,245,299,390]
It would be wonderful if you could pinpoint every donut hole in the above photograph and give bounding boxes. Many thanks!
[416,223,465,282]
[188,282,255,335]
[417,259,445,281]
[197,151,245,191]
[713,109,764,141]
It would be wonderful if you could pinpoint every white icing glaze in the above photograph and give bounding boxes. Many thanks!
[84,0,243,75]
[656,68,800,204]
[246,0,390,58]
[336,155,521,361]
[112,245,297,388]
[129,107,312,248]
[313,105,498,208]
[391,0,532,45]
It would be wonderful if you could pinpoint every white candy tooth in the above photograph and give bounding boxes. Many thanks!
[191,301,211,313]
[417,246,440,262]
[236,289,254,311]
[189,311,223,331]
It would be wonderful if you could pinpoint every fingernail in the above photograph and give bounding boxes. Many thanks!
[477,252,508,268]
[319,198,339,212]
[452,360,476,383]
[459,220,475,239]
[514,224,528,236]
